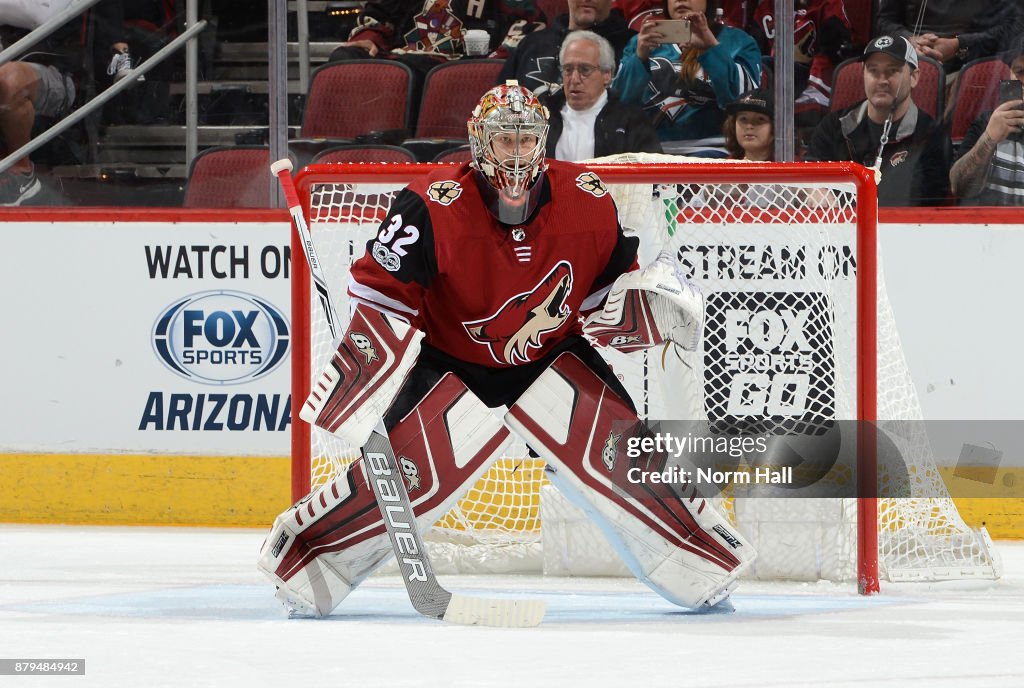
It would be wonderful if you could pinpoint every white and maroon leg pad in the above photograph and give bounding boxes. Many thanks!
[300,304,423,447]
[504,352,756,609]
[259,373,510,617]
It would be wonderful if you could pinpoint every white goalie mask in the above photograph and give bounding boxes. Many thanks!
[467,80,549,225]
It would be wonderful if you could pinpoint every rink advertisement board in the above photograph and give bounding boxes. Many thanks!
[1,218,293,456]
[3,210,1024,532]
[5,215,1024,455]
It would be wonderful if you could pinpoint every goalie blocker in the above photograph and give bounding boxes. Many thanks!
[506,353,756,609]
[300,304,422,447]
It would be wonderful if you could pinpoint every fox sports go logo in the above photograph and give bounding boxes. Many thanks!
[153,290,290,384]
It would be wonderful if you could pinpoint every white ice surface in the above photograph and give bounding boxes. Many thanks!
[0,525,1021,687]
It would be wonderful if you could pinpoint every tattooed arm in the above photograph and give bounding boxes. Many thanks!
[950,101,1024,199]
[950,130,998,199]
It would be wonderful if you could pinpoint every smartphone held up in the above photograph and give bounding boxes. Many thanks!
[653,19,691,45]
[998,79,1023,107]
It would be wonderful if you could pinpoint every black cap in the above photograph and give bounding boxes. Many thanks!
[725,88,774,118]
[861,35,919,70]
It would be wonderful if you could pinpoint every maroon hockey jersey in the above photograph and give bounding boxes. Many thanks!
[348,161,638,368]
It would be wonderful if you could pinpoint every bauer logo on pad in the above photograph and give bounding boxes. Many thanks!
[152,290,290,384]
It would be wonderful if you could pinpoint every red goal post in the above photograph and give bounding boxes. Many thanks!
[290,160,883,591]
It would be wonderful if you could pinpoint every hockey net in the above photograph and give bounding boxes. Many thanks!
[292,156,1000,588]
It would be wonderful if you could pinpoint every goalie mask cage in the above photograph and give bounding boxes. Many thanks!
[292,157,1000,594]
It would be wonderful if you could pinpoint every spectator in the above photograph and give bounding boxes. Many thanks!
[93,0,184,125]
[875,0,1023,77]
[805,35,952,206]
[723,0,854,129]
[328,0,548,108]
[949,37,1024,205]
[723,86,773,160]
[546,30,662,160]
[720,85,809,208]
[612,0,761,156]
[500,0,634,96]
[613,0,661,31]
[0,15,81,206]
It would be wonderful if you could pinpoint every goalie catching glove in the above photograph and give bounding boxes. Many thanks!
[584,250,705,353]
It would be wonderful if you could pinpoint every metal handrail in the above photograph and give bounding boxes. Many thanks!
[0,20,208,176]
[0,0,104,67]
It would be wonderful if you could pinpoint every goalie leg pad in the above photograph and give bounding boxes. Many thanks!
[301,304,423,447]
[259,373,510,617]
[504,353,756,609]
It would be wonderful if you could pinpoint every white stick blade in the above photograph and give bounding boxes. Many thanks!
[442,596,546,628]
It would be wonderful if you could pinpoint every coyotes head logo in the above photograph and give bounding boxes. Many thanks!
[348,332,378,364]
[398,456,421,490]
[464,261,574,365]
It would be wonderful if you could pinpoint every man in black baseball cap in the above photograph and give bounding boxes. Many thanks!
[861,35,919,71]
[804,34,952,206]
[858,36,920,128]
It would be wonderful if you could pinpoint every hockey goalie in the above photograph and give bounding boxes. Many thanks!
[257,81,756,617]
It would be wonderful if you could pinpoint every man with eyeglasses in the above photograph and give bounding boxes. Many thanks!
[545,30,661,160]
[499,0,634,96]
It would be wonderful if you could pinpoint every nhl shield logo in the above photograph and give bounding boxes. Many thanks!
[576,172,608,197]
[428,180,463,206]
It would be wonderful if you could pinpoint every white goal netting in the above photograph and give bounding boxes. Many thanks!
[293,155,1000,585]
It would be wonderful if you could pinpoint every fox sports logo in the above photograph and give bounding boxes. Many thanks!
[153,290,289,384]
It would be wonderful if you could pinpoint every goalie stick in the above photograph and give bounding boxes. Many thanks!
[271,158,545,627]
